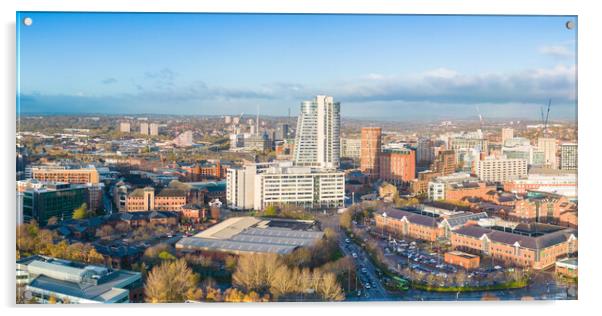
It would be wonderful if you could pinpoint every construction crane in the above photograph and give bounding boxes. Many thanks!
[541,99,552,135]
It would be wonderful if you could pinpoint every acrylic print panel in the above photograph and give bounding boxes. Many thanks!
[15,12,578,304]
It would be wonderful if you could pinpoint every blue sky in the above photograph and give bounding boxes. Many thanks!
[17,12,577,121]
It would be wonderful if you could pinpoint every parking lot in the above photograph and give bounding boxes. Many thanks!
[373,234,522,288]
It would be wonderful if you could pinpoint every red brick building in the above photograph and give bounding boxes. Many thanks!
[510,193,577,227]
[379,148,416,185]
[444,250,480,269]
[360,127,382,180]
[374,209,443,242]
[450,224,577,270]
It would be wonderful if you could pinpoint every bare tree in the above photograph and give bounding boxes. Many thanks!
[316,272,345,301]
[232,253,279,293]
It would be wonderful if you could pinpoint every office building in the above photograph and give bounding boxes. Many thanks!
[174,131,193,147]
[227,161,344,210]
[417,138,435,164]
[502,138,534,164]
[379,148,416,185]
[341,138,361,160]
[501,128,514,144]
[474,156,528,182]
[149,123,159,136]
[32,167,100,184]
[450,135,488,153]
[293,95,341,168]
[503,173,577,195]
[125,187,187,212]
[119,122,131,133]
[275,123,290,141]
[22,183,88,225]
[17,255,143,303]
[560,143,578,170]
[139,122,149,135]
[431,150,456,176]
[537,137,557,169]
[451,223,577,270]
[360,127,382,179]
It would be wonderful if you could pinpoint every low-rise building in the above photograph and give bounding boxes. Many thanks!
[450,223,577,270]
[125,187,187,211]
[31,166,100,184]
[555,257,578,278]
[16,255,143,303]
[176,217,324,255]
[444,250,480,269]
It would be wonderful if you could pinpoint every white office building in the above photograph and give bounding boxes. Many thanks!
[474,156,528,182]
[537,137,557,169]
[149,123,159,136]
[119,122,131,133]
[227,161,344,210]
[293,95,341,168]
[341,138,361,159]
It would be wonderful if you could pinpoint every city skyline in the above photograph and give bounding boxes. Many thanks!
[17,13,577,121]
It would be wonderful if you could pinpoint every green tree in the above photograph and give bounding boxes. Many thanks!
[264,205,278,217]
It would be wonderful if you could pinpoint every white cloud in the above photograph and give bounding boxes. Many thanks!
[539,45,574,58]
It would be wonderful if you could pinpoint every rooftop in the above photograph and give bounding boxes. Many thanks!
[453,224,577,250]
[176,217,323,254]
[17,255,140,303]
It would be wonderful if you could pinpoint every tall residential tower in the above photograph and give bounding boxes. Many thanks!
[293,95,341,169]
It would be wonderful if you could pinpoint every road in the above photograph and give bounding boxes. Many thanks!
[339,237,390,300]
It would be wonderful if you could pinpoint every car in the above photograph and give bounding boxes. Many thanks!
[494,265,502,270]
[365,283,371,289]
[345,238,350,243]
[361,268,368,273]
[352,253,358,258]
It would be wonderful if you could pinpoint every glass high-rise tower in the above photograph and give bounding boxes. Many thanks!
[293,95,341,169]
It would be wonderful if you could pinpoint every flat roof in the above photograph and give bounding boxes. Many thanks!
[177,217,323,255]
[447,250,479,259]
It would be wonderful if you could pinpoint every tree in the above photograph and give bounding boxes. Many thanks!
[115,222,130,233]
[316,272,344,301]
[47,216,59,226]
[264,205,278,217]
[143,243,175,266]
[224,288,245,302]
[232,253,280,293]
[87,248,105,264]
[269,265,296,299]
[95,225,115,240]
[339,210,352,230]
[72,203,89,220]
[145,259,201,303]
